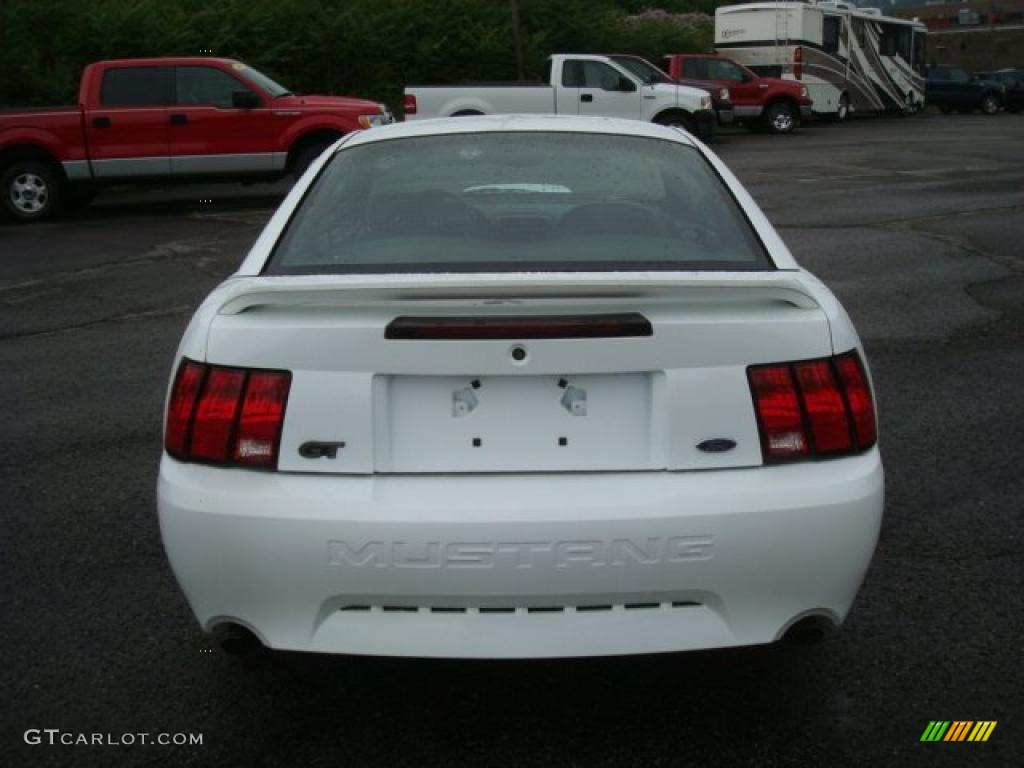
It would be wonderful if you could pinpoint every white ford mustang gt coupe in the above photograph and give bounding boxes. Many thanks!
[158,115,882,658]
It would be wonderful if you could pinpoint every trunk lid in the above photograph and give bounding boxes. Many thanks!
[204,273,833,474]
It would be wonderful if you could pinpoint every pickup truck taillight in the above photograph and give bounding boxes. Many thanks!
[165,360,291,469]
[793,46,803,80]
[748,351,876,463]
[404,94,417,115]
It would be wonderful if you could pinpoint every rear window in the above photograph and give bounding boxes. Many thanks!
[267,132,771,274]
[100,67,166,107]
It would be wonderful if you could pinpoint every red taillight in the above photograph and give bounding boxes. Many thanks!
[748,350,876,463]
[403,94,417,115]
[164,360,291,469]
[793,360,852,454]
[165,361,206,458]
[748,365,809,460]
[793,46,803,80]
[834,351,877,450]
[190,369,247,461]
[232,372,292,467]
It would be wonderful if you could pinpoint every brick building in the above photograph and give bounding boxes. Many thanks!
[889,0,1024,69]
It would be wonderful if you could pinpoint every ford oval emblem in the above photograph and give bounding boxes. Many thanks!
[697,438,737,453]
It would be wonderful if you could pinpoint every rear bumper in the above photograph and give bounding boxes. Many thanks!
[692,109,717,140]
[158,450,883,658]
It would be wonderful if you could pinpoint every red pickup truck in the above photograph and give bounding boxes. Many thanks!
[664,54,812,134]
[0,57,392,221]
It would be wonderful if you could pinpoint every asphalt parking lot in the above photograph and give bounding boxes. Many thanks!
[2,113,1022,767]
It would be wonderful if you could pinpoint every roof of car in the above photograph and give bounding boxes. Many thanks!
[341,114,697,151]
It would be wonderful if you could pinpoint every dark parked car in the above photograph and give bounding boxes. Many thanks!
[974,69,1024,113]
[926,65,1005,115]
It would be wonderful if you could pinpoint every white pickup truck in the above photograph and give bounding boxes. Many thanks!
[403,54,717,141]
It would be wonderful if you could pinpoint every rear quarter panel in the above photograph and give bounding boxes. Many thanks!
[0,112,87,162]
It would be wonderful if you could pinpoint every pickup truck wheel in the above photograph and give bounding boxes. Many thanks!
[980,94,1001,115]
[2,160,63,222]
[764,102,797,134]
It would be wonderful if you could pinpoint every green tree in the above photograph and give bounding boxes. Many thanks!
[0,0,715,110]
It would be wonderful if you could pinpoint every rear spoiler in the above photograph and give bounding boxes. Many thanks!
[215,272,822,315]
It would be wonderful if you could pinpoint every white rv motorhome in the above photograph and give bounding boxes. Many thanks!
[714,2,927,119]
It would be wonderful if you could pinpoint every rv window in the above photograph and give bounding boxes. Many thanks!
[880,27,895,56]
[879,24,911,58]
[823,17,841,54]
[854,20,866,49]
[899,28,912,60]
[912,31,926,72]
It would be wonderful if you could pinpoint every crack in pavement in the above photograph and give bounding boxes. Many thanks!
[0,235,244,293]
[0,305,192,342]
[190,209,274,226]
[880,216,1024,274]
[774,206,1023,345]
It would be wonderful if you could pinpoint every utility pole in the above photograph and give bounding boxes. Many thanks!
[510,0,524,79]
[989,0,997,68]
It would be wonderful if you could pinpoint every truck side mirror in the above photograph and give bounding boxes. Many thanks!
[617,77,637,92]
[232,91,261,109]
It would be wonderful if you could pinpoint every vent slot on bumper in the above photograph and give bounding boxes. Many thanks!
[339,600,702,615]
